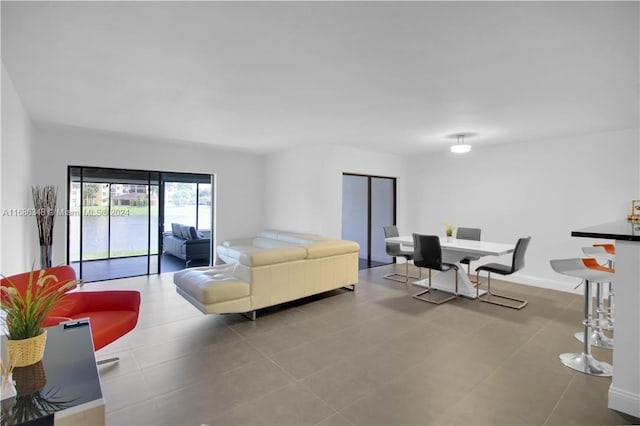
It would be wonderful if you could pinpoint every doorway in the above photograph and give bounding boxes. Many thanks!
[67,166,214,282]
[341,173,396,270]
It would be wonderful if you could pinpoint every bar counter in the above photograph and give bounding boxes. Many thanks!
[572,221,640,418]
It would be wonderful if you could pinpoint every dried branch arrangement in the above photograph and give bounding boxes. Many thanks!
[31,186,57,247]
[1,355,17,399]
[1,357,15,379]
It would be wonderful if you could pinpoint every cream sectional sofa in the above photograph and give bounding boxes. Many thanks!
[173,230,359,320]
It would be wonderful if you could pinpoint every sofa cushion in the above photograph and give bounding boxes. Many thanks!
[239,246,307,267]
[174,268,249,304]
[257,230,280,240]
[276,231,330,245]
[171,223,181,237]
[188,226,199,240]
[303,240,360,259]
[178,224,191,240]
[217,244,258,262]
[252,237,294,249]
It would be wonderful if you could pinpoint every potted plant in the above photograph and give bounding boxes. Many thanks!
[444,222,456,241]
[0,269,79,367]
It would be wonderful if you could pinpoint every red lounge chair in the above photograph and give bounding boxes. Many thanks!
[1,265,140,359]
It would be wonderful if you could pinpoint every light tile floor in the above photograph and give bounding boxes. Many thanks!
[90,265,639,426]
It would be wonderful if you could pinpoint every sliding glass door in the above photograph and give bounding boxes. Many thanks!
[341,173,396,269]
[68,167,213,282]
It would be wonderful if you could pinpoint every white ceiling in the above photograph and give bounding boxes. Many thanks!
[2,1,638,155]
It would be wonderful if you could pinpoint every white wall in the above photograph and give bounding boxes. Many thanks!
[406,128,639,293]
[1,64,35,275]
[264,145,407,239]
[31,125,265,266]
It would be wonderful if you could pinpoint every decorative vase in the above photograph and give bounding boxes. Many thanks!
[13,361,46,396]
[39,245,52,269]
[5,331,47,368]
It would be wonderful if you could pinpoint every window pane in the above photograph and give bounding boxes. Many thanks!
[197,183,211,231]
[81,183,109,260]
[164,182,197,231]
[110,184,149,258]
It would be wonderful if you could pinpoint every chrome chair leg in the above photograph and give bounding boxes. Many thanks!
[384,260,420,283]
[466,262,479,286]
[475,271,528,309]
[560,279,613,376]
[413,268,457,305]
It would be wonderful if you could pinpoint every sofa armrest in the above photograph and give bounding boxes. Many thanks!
[185,238,211,254]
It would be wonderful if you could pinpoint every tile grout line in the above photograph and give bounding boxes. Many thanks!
[543,372,577,426]
[431,306,563,425]
[233,318,347,422]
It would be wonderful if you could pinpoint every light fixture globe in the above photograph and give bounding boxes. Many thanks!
[450,143,471,154]
[449,133,474,154]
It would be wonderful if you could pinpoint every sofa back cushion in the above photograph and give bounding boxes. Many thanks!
[256,229,330,245]
[303,240,360,259]
[239,246,307,267]
[256,230,280,240]
[171,223,181,237]
[175,224,199,240]
[252,237,294,249]
[188,226,199,240]
[277,233,315,245]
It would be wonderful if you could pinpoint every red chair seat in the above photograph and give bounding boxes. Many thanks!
[52,290,141,351]
[69,311,138,351]
[1,267,140,353]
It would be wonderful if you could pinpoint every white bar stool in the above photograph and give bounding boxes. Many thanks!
[550,257,614,377]
[580,245,615,349]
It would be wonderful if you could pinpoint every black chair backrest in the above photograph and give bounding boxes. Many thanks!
[511,236,531,273]
[456,227,481,241]
[412,233,444,270]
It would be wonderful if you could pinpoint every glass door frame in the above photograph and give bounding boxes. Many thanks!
[67,166,214,281]
[342,172,397,269]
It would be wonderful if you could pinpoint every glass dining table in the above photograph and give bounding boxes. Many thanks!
[384,235,515,298]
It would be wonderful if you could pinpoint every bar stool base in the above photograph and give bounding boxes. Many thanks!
[592,318,614,330]
[574,330,614,349]
[559,352,613,376]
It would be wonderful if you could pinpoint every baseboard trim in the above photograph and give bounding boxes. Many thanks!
[384,264,582,295]
[608,385,640,418]
[497,273,582,295]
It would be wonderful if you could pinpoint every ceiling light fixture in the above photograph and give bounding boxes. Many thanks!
[450,133,472,154]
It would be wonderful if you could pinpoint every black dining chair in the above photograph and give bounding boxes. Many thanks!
[412,233,458,305]
[383,226,419,283]
[475,236,531,309]
[456,227,481,283]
